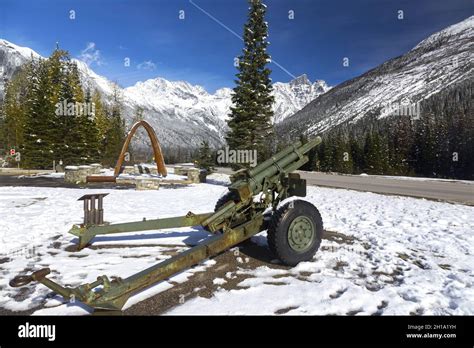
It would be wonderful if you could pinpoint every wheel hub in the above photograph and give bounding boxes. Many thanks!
[287,216,314,252]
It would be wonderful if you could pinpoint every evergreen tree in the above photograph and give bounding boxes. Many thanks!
[412,115,437,177]
[101,84,126,166]
[61,59,84,164]
[332,131,353,173]
[48,48,72,163]
[276,81,472,180]
[76,87,100,163]
[364,131,389,174]
[387,117,412,175]
[22,57,57,168]
[320,138,335,172]
[196,140,214,172]
[349,134,364,174]
[92,89,108,146]
[226,0,274,166]
[298,134,316,171]
[132,106,145,124]
[2,45,129,169]
[1,63,30,150]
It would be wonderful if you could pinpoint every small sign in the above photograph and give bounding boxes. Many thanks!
[10,148,15,156]
[15,152,21,162]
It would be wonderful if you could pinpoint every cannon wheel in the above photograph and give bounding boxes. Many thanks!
[202,191,239,232]
[268,200,323,266]
[209,192,252,246]
[214,191,238,211]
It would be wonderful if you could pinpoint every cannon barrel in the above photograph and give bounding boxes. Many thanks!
[248,140,303,178]
[230,136,321,195]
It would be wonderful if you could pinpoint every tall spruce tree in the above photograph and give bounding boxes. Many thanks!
[196,140,214,172]
[92,89,108,145]
[77,87,100,163]
[2,45,128,169]
[1,63,30,150]
[59,57,82,164]
[101,84,126,166]
[48,48,71,163]
[226,0,274,167]
[22,57,57,168]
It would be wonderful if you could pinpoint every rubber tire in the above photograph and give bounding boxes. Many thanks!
[268,200,323,266]
[202,191,238,232]
[214,191,237,211]
[211,191,253,246]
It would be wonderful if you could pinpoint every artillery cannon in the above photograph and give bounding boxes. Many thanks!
[10,137,323,311]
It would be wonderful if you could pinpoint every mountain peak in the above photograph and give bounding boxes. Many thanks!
[290,74,311,86]
[0,38,41,59]
[129,77,209,97]
[413,15,473,50]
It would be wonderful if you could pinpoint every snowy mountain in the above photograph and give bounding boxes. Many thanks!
[0,39,115,102]
[0,38,329,148]
[279,16,474,137]
[272,74,330,123]
[0,39,40,102]
[121,74,330,147]
[121,78,231,148]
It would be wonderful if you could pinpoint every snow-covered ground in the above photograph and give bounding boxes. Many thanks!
[0,174,230,314]
[0,174,472,315]
[170,189,474,315]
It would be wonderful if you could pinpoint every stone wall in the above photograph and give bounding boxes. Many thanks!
[135,178,160,190]
[65,164,103,184]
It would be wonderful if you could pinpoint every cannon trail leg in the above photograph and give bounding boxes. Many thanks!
[70,212,213,249]
[86,215,264,310]
[12,215,264,311]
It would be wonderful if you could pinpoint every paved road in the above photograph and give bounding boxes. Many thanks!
[215,167,474,205]
[1,168,472,205]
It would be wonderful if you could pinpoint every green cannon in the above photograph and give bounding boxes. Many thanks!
[10,137,323,311]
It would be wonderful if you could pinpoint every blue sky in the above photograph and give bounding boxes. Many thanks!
[1,0,472,92]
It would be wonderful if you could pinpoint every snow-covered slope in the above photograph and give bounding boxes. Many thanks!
[121,74,330,147]
[0,38,329,148]
[0,39,41,102]
[273,74,330,123]
[121,78,231,148]
[280,15,474,136]
[73,59,115,97]
[0,39,115,102]
[124,73,330,125]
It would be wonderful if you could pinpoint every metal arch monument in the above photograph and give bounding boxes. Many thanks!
[87,120,167,183]
[115,120,167,177]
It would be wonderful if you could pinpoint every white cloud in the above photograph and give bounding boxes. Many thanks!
[137,60,157,70]
[79,42,104,66]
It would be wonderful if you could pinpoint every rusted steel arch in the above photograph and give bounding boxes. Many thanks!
[114,120,167,177]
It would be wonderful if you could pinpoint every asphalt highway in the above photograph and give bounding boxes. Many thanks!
[215,167,474,205]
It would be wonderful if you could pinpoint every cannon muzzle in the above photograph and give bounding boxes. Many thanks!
[230,136,321,197]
